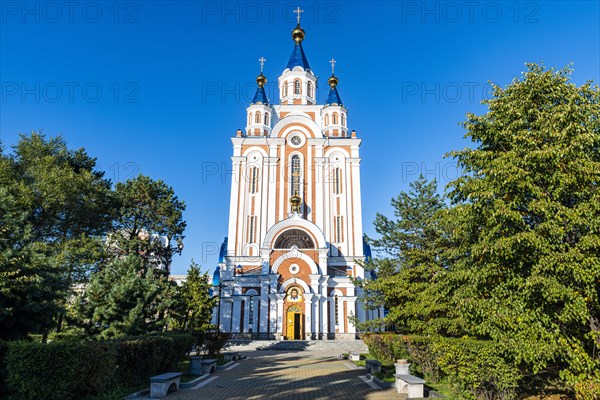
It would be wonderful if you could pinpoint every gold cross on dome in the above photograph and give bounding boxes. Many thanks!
[293,6,303,24]
[259,57,266,73]
[330,58,336,74]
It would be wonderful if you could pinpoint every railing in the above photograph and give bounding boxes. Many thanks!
[327,267,347,277]
[239,267,262,276]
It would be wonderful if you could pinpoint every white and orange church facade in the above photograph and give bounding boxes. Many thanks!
[211,15,379,340]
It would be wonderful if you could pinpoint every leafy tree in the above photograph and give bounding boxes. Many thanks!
[447,63,600,387]
[0,133,115,339]
[361,175,452,334]
[76,255,175,338]
[169,261,216,334]
[109,175,186,273]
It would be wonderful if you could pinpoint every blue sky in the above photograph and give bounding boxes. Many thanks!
[1,1,599,274]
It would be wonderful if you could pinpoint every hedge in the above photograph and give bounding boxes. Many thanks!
[362,333,520,400]
[4,333,193,400]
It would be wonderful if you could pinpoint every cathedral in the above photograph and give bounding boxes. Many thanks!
[212,11,376,340]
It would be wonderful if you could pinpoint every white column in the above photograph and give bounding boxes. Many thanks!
[252,296,259,333]
[313,295,320,338]
[276,297,284,336]
[304,294,313,339]
[242,298,250,333]
[260,280,269,333]
[232,299,242,333]
[268,294,277,333]
[321,286,329,338]
[346,298,357,334]
[224,299,235,332]
[356,288,366,324]
[351,159,364,259]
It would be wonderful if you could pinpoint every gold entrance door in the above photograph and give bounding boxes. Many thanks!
[286,305,303,340]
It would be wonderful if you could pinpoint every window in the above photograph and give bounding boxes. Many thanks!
[294,80,301,95]
[248,216,256,243]
[283,81,288,97]
[334,295,339,325]
[341,113,346,126]
[274,228,315,249]
[333,168,342,194]
[264,113,269,125]
[248,113,252,125]
[249,295,254,329]
[307,81,313,98]
[255,112,261,124]
[332,113,338,124]
[249,167,259,193]
[324,114,329,126]
[291,155,301,196]
[335,216,343,242]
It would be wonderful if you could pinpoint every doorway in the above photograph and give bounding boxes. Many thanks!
[286,305,303,340]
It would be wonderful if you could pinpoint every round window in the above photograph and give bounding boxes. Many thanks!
[290,135,302,146]
[289,264,300,275]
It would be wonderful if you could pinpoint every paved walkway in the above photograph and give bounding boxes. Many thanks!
[165,349,404,400]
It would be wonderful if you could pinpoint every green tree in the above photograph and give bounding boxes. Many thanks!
[361,175,452,334]
[0,133,115,339]
[447,63,600,387]
[76,255,175,338]
[110,175,186,273]
[170,261,216,333]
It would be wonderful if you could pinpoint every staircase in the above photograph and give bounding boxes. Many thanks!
[225,339,368,354]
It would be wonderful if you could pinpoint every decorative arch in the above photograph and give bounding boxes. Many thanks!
[246,289,259,296]
[324,147,351,159]
[274,228,315,249]
[280,277,311,294]
[329,288,343,297]
[271,249,319,275]
[262,213,327,250]
[242,146,268,158]
[270,115,323,139]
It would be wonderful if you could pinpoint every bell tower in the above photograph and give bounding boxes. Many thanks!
[213,10,379,340]
[278,7,318,105]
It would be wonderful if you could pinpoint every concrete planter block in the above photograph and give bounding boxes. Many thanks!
[189,356,203,376]
[349,351,361,361]
[394,359,410,375]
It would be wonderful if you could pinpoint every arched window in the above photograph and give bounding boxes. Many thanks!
[249,167,259,193]
[307,81,313,98]
[248,113,252,125]
[324,114,330,126]
[294,80,301,95]
[255,111,261,124]
[249,295,254,331]
[334,295,339,325]
[283,81,288,97]
[341,113,346,126]
[264,113,270,125]
[332,113,338,124]
[333,167,342,194]
[274,228,315,249]
[291,155,301,196]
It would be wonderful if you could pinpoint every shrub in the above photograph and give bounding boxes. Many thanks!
[5,333,193,399]
[195,331,231,356]
[432,338,520,400]
[575,379,600,400]
[115,333,193,386]
[0,341,8,395]
[6,341,90,400]
[362,333,409,365]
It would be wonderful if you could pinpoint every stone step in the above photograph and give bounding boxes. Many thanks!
[225,339,368,353]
